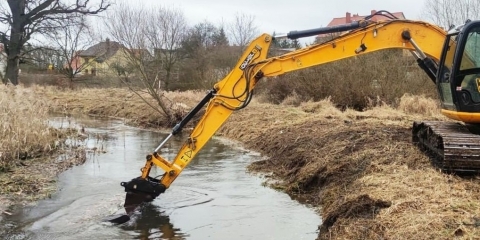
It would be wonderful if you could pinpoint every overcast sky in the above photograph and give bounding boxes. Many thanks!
[143,0,428,43]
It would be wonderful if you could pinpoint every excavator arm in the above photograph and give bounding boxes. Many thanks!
[111,17,450,223]
[142,19,446,187]
[262,20,445,77]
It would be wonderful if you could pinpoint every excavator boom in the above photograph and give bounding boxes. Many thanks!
[109,12,480,223]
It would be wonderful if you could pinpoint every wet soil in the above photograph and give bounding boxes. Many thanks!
[0,138,87,223]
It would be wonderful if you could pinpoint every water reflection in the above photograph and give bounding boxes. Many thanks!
[122,204,186,240]
[0,115,320,240]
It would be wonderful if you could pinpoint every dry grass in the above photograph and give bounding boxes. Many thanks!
[0,85,89,218]
[38,86,205,128]
[358,165,480,239]
[398,93,443,117]
[281,91,304,106]
[0,85,60,171]
[299,97,347,120]
[216,95,480,240]
[36,86,479,240]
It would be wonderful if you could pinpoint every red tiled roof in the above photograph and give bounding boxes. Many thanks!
[79,39,123,62]
[327,11,405,27]
[315,10,405,40]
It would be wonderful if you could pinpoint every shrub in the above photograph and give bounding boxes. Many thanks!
[256,49,437,110]
[397,93,441,117]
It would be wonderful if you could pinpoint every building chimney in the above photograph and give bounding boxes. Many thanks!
[371,10,376,15]
[346,12,351,23]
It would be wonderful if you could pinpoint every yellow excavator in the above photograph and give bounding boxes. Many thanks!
[109,11,480,223]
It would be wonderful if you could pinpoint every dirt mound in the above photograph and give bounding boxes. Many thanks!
[321,194,391,229]
[239,119,416,234]
[245,119,423,192]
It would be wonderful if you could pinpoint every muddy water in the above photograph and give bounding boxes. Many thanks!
[2,116,320,240]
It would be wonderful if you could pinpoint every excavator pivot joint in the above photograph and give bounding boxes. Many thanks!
[401,30,411,40]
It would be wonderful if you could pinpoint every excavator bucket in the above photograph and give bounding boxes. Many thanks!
[104,192,153,224]
[124,192,154,213]
[105,177,166,224]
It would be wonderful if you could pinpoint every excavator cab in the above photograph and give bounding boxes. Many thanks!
[412,20,480,173]
[437,21,480,122]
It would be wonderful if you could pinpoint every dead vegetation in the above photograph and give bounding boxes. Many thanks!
[34,85,480,239]
[255,50,438,110]
[38,86,204,128]
[218,98,480,240]
[0,85,59,171]
[0,85,87,215]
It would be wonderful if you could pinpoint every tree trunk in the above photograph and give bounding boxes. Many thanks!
[5,0,24,85]
[5,53,20,85]
[165,68,171,90]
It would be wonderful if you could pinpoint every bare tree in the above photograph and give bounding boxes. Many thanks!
[45,15,95,81]
[228,13,258,49]
[26,45,64,70]
[422,0,480,29]
[155,8,187,90]
[0,0,110,85]
[104,2,187,124]
[178,21,236,89]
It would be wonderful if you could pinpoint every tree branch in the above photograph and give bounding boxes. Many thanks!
[29,0,110,23]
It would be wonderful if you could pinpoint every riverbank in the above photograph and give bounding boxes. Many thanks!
[0,86,88,222]
[0,149,86,219]
[37,86,480,239]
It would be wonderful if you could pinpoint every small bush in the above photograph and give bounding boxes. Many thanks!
[397,93,441,116]
[299,97,347,120]
[256,50,437,110]
[281,91,304,106]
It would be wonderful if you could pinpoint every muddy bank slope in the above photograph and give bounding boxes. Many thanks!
[42,87,480,239]
[219,101,480,239]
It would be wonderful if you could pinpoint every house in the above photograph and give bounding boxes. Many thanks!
[316,10,406,43]
[328,10,405,27]
[68,51,83,74]
[78,39,128,76]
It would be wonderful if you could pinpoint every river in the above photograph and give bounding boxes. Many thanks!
[1,115,321,240]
